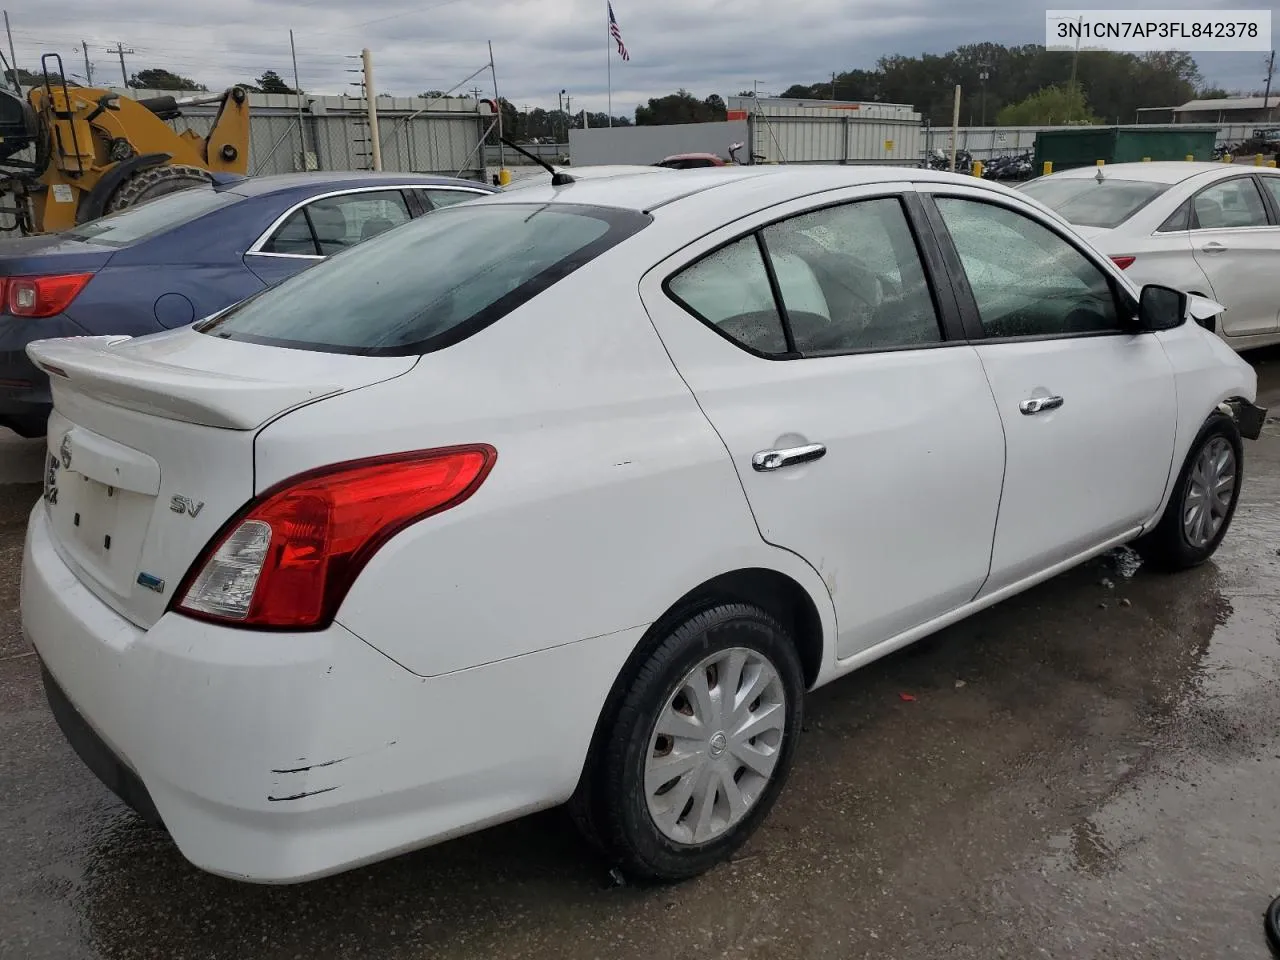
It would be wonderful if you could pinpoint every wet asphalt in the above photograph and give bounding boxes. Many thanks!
[2,352,1280,960]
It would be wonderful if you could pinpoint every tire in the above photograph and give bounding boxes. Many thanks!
[1136,412,1243,571]
[588,603,805,882]
[104,163,212,214]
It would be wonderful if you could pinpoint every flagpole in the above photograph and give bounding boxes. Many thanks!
[606,1,613,127]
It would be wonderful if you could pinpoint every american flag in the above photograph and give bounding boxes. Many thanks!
[608,2,630,61]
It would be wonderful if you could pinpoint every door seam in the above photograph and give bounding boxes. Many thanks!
[966,343,1008,602]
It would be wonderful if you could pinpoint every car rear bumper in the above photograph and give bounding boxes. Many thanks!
[40,662,164,825]
[21,504,635,883]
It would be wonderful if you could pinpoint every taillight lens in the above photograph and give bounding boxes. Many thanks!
[8,273,93,317]
[1109,255,1136,270]
[174,445,496,629]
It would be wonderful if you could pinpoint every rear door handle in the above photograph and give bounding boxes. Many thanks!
[1200,241,1228,253]
[1019,395,1064,415]
[752,443,827,472]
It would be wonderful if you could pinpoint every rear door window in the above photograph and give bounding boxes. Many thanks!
[667,235,789,355]
[306,191,412,253]
[1260,175,1280,212]
[260,209,318,255]
[1191,178,1269,229]
[199,203,649,355]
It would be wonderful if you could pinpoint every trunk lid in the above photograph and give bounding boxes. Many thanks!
[29,328,417,627]
[0,233,115,276]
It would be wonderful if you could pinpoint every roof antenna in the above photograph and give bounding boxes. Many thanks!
[500,137,576,186]
[1095,165,1105,182]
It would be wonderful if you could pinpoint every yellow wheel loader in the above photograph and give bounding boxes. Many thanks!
[0,54,250,235]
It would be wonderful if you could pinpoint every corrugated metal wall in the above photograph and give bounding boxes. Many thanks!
[149,90,490,178]
[748,115,923,166]
[18,87,490,179]
[569,121,748,165]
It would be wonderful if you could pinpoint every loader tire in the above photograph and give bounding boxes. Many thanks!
[104,163,213,214]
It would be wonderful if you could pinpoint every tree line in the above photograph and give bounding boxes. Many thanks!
[773,44,1207,126]
[629,45,1228,128]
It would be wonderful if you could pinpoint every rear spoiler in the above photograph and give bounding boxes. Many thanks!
[27,336,341,430]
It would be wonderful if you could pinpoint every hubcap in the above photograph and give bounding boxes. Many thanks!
[1183,436,1236,548]
[644,647,787,845]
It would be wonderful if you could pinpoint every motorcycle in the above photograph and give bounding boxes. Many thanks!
[922,147,972,171]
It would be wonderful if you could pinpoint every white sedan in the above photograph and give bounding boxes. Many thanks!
[1019,162,1280,350]
[21,165,1266,885]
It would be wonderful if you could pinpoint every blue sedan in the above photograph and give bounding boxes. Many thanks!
[0,171,496,437]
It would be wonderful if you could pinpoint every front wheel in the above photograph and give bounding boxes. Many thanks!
[590,603,805,881]
[1136,412,1243,571]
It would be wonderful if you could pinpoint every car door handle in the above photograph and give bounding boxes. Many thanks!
[752,443,827,472]
[1019,395,1064,415]
[1200,241,1228,253]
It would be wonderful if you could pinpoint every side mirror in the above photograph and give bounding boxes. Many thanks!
[1135,284,1187,332]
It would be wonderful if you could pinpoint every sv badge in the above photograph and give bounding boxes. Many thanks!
[170,496,205,518]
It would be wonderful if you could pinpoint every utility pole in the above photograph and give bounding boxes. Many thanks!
[289,30,306,170]
[1264,50,1275,121]
[360,48,382,171]
[832,71,837,100]
[1067,15,1082,93]
[979,65,990,126]
[81,40,93,85]
[106,41,133,88]
[4,11,19,90]
[488,41,504,173]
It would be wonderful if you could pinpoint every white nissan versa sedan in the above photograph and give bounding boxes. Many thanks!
[21,165,1266,885]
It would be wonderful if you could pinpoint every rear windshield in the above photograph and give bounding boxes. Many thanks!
[66,188,239,246]
[197,202,650,355]
[1018,177,1169,228]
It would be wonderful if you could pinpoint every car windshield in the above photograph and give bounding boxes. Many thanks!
[197,202,650,355]
[66,187,240,246]
[1018,177,1169,228]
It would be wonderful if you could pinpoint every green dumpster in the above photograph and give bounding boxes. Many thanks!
[1034,126,1219,171]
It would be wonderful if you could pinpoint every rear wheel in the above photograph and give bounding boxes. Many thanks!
[103,163,212,215]
[1136,412,1242,571]
[585,603,805,881]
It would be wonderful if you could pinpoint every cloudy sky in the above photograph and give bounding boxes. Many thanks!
[9,0,1276,115]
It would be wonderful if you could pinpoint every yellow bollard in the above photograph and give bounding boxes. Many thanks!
[1222,154,1233,163]
[498,168,512,186]
[1186,154,1195,161]
[972,161,984,178]
[1256,154,1265,166]
[1096,159,1105,166]
[1042,160,1053,175]
[1142,156,1151,162]
[1268,160,1278,168]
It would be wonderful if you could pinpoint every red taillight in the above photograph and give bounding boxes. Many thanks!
[7,273,93,318]
[1109,255,1136,270]
[174,445,497,630]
